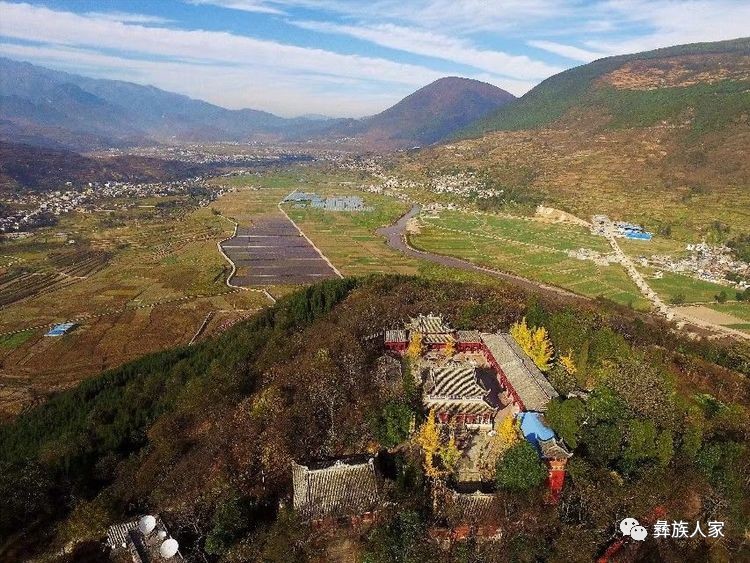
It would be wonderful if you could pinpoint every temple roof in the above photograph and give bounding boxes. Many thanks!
[425,363,485,399]
[442,490,500,524]
[292,459,379,520]
[406,313,452,334]
[480,333,558,412]
[456,330,482,343]
[538,437,573,460]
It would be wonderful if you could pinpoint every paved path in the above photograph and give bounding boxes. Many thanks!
[377,205,585,301]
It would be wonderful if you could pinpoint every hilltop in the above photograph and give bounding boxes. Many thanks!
[354,77,515,149]
[0,276,748,561]
[403,37,750,239]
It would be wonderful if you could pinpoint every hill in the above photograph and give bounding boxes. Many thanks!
[0,276,748,561]
[356,77,515,149]
[0,141,209,191]
[0,59,511,151]
[403,38,750,239]
[0,57,350,150]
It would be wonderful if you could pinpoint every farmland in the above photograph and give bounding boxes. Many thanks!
[409,210,650,309]
[0,192,270,418]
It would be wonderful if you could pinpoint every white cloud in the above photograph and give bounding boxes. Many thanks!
[0,2,448,91]
[187,0,286,15]
[293,20,561,81]
[83,11,173,25]
[527,40,607,62]
[584,0,750,56]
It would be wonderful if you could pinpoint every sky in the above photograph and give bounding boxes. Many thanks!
[0,1,748,117]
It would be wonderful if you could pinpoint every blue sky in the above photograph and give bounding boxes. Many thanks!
[0,1,748,117]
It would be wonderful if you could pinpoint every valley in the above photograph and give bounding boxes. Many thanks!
[0,18,748,563]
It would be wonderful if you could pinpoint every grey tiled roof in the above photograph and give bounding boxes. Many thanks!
[425,363,484,398]
[406,314,452,334]
[539,437,572,460]
[443,490,500,523]
[480,333,558,412]
[456,330,482,343]
[292,459,379,520]
[385,329,408,342]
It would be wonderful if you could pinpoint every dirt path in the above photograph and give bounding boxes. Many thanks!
[377,205,586,301]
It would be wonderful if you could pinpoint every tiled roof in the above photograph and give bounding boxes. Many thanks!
[292,459,379,520]
[384,329,408,342]
[538,437,573,460]
[406,314,452,334]
[423,398,496,416]
[480,333,558,412]
[425,363,485,398]
[443,490,500,524]
[456,330,482,343]
[423,333,455,344]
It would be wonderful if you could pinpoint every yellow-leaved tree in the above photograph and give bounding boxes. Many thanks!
[406,332,424,358]
[416,410,461,478]
[416,409,441,478]
[497,415,519,454]
[438,434,461,473]
[442,338,456,358]
[558,350,577,375]
[510,317,554,371]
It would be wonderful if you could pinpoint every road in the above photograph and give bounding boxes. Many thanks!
[377,205,586,301]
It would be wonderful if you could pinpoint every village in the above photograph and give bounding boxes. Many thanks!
[0,178,229,233]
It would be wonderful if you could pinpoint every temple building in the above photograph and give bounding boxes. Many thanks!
[423,362,499,428]
[385,313,455,351]
[518,412,572,504]
[291,458,380,524]
[480,333,558,412]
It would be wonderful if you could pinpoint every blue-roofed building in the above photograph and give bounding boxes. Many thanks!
[516,411,572,504]
[45,322,77,337]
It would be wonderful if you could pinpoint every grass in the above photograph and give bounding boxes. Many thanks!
[0,330,35,349]
[410,210,650,309]
[644,271,732,303]
[707,301,750,322]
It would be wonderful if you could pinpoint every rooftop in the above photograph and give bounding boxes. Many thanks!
[480,333,558,412]
[292,458,379,520]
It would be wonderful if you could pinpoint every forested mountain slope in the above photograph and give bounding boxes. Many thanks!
[0,276,747,561]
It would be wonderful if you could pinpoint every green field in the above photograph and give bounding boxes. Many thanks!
[707,301,750,322]
[411,211,650,309]
[644,270,733,303]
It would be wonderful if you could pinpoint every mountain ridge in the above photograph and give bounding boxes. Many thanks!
[0,58,513,151]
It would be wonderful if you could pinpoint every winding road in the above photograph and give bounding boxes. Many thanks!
[377,205,585,301]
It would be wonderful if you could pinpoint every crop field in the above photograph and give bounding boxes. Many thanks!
[221,214,339,285]
[410,210,650,309]
[0,198,270,416]
[284,190,419,277]
[642,270,732,303]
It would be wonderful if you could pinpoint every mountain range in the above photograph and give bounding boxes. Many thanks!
[0,58,514,151]
[406,37,750,238]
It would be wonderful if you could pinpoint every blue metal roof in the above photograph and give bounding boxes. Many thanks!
[517,412,555,450]
[45,322,76,337]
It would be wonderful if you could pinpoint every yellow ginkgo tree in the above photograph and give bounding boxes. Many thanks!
[510,317,554,371]
[406,332,424,358]
[416,409,461,478]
